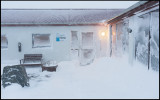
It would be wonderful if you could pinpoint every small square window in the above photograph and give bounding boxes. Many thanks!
[1,35,8,49]
[32,34,51,48]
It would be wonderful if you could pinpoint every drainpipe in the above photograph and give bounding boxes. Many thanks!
[148,12,151,70]
[109,25,112,57]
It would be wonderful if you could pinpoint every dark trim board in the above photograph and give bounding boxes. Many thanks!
[107,1,159,25]
[2,8,124,10]
[1,23,105,27]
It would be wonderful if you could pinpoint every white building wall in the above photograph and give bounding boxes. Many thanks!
[1,25,109,63]
[106,6,159,69]
[128,16,136,65]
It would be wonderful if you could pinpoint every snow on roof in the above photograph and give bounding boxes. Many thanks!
[1,9,124,25]
[106,1,159,24]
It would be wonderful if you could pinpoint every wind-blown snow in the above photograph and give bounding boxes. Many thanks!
[1,56,159,99]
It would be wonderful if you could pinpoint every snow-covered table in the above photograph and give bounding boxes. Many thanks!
[41,61,58,72]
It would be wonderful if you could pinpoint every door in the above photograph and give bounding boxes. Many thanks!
[71,31,79,60]
[80,32,95,66]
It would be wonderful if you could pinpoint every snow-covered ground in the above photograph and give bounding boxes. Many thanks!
[1,56,159,99]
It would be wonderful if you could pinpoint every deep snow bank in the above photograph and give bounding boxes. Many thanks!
[1,57,159,99]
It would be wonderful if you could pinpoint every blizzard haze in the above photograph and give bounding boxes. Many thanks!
[1,57,159,99]
[1,1,139,9]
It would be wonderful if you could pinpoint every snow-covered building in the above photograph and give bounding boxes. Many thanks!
[1,1,159,70]
[105,1,159,71]
[1,9,123,65]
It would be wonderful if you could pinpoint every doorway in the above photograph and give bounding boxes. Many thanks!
[71,31,79,60]
[71,31,95,65]
[80,32,95,66]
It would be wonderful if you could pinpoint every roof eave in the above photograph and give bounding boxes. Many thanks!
[106,1,159,24]
[1,23,105,26]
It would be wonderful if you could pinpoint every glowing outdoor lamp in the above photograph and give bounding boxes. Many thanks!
[101,32,105,36]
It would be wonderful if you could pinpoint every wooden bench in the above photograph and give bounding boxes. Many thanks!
[20,54,43,66]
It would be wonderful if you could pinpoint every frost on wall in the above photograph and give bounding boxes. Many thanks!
[122,20,129,54]
[1,35,8,49]
[116,22,123,56]
[32,34,51,48]
[150,11,159,71]
[135,13,150,67]
[135,11,159,71]
[111,21,128,57]
[136,43,148,65]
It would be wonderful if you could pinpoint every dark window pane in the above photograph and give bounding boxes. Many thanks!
[32,34,51,48]
[1,35,8,49]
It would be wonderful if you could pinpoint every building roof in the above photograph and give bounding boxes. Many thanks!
[106,1,159,24]
[1,9,124,26]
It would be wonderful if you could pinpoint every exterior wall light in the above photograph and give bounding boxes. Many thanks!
[127,28,132,33]
[101,32,105,36]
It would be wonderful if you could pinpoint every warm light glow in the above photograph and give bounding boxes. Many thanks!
[101,32,105,36]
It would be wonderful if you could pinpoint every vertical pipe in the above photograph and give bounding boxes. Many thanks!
[116,24,118,52]
[109,25,112,57]
[148,12,151,70]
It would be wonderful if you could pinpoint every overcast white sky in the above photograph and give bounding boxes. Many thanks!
[1,1,139,9]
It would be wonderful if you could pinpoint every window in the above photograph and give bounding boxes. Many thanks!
[82,32,93,48]
[71,31,79,49]
[1,35,8,49]
[32,34,51,48]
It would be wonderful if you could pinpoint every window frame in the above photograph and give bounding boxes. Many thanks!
[71,31,79,49]
[1,35,8,49]
[81,32,94,49]
[32,34,51,48]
